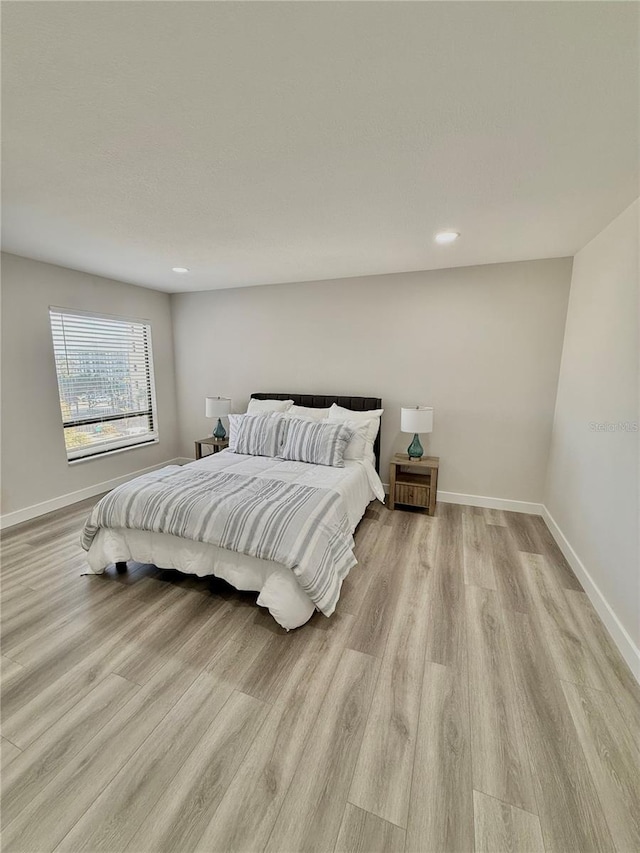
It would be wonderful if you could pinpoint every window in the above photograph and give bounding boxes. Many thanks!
[49,307,158,461]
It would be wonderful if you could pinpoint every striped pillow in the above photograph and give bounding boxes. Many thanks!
[232,413,285,458]
[280,418,353,467]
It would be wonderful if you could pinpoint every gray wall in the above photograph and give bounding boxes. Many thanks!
[545,200,639,648]
[172,258,572,502]
[1,253,179,515]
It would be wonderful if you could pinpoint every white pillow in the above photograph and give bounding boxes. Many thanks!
[327,417,377,462]
[246,398,293,415]
[328,404,383,446]
[286,405,330,421]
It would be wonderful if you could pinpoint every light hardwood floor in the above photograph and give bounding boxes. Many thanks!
[1,497,639,853]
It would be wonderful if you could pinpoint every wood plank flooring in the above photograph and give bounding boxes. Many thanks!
[1,496,639,852]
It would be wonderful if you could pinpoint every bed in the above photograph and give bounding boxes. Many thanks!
[82,393,385,629]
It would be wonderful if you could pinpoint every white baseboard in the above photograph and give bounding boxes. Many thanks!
[0,458,186,530]
[541,507,640,681]
[437,491,543,515]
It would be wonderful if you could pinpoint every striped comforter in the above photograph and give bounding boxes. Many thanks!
[81,465,356,616]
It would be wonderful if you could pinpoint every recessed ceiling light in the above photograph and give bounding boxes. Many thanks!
[172,266,189,273]
[435,231,460,244]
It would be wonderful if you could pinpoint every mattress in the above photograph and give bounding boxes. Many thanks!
[84,450,385,629]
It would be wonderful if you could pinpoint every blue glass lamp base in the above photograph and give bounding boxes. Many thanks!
[407,433,424,459]
[213,418,227,439]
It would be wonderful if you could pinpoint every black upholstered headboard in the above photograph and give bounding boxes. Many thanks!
[251,393,383,472]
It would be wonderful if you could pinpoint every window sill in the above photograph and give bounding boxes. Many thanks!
[68,438,159,465]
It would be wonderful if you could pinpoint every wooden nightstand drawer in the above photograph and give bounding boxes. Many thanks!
[395,482,430,508]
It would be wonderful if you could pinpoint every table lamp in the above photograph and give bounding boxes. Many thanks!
[205,396,231,439]
[401,406,434,459]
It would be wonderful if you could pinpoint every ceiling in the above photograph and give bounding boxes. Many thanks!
[2,1,638,293]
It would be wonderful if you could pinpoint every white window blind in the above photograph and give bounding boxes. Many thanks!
[49,307,159,461]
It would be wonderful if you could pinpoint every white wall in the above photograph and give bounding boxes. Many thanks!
[1,253,179,518]
[172,258,572,504]
[544,200,639,655]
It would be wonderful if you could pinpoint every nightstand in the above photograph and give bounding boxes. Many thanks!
[389,454,439,515]
[195,436,229,460]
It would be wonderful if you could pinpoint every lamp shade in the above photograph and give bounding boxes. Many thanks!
[205,396,231,418]
[401,406,433,434]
